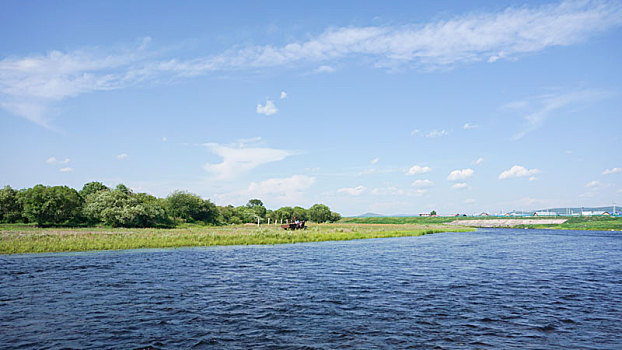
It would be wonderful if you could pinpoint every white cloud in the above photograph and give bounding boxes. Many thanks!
[337,185,366,196]
[203,141,292,179]
[464,198,476,204]
[315,65,336,73]
[407,165,432,175]
[280,91,287,99]
[116,153,128,160]
[487,51,505,63]
[505,89,614,139]
[248,175,315,197]
[498,165,540,180]
[194,0,622,71]
[451,182,468,190]
[162,137,167,142]
[412,179,432,188]
[357,168,376,176]
[46,156,70,164]
[529,176,537,181]
[425,129,448,138]
[59,167,73,172]
[4,1,620,126]
[463,123,478,129]
[371,186,405,196]
[447,168,474,181]
[586,180,600,188]
[370,157,379,165]
[256,99,278,116]
[473,157,484,165]
[603,167,622,175]
[0,38,153,127]
[411,129,449,138]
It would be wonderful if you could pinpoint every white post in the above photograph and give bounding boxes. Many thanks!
[268,217,270,225]
[257,217,260,227]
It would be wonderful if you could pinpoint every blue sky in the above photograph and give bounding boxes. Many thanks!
[1,0,621,216]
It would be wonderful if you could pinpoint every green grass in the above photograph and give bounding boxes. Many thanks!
[343,216,622,230]
[515,216,622,231]
[341,216,455,224]
[0,223,474,254]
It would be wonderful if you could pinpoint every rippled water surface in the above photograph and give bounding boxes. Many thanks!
[2,228,622,349]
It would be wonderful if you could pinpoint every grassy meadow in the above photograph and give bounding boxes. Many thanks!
[513,216,622,231]
[342,215,622,230]
[0,223,474,255]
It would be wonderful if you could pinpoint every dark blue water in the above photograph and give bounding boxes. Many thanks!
[1,229,621,349]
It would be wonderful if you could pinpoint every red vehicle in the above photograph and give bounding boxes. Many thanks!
[281,221,307,230]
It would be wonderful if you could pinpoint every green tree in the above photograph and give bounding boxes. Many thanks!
[83,185,171,227]
[274,206,294,223]
[233,206,256,223]
[292,206,309,221]
[309,204,332,223]
[430,210,437,216]
[217,205,238,224]
[330,211,342,222]
[0,185,23,223]
[79,181,109,198]
[165,191,218,224]
[246,199,264,207]
[20,185,83,226]
[246,198,267,219]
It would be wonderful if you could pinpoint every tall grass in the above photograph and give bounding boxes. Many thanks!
[0,223,474,254]
[516,216,622,230]
[342,216,622,230]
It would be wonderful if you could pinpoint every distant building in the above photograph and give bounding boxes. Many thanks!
[534,211,558,216]
[582,211,605,216]
[479,212,490,216]
[419,213,430,217]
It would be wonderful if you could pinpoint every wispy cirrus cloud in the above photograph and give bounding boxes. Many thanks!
[0,38,154,127]
[410,129,449,138]
[586,180,600,188]
[412,179,432,188]
[3,1,621,126]
[46,156,70,165]
[603,167,621,175]
[203,139,293,179]
[337,185,367,196]
[248,175,315,198]
[451,182,468,190]
[503,89,615,139]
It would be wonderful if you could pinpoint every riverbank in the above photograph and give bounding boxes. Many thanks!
[342,216,622,231]
[447,219,567,227]
[0,223,474,254]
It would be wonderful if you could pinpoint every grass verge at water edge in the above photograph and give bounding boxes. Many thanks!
[0,224,474,254]
[342,216,622,230]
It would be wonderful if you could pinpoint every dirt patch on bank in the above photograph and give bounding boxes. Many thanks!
[447,219,567,227]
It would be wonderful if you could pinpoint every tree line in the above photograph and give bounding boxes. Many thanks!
[0,183,341,227]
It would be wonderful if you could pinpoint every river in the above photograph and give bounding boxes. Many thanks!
[1,228,621,349]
